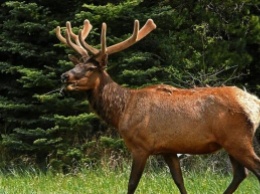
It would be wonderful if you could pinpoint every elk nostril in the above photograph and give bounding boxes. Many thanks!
[61,73,69,83]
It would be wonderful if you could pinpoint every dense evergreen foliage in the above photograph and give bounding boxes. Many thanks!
[0,0,259,171]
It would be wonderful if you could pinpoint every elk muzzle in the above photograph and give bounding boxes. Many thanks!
[61,73,70,83]
[60,72,75,91]
[60,71,81,91]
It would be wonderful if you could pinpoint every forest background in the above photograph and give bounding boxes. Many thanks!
[0,0,260,173]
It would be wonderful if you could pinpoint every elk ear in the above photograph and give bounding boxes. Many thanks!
[68,54,80,65]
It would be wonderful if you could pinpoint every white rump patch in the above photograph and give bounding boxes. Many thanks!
[235,88,260,130]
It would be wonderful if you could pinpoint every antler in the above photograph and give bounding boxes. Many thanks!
[105,19,156,55]
[56,19,99,57]
[56,19,156,60]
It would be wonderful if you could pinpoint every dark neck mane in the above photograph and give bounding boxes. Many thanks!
[87,71,130,128]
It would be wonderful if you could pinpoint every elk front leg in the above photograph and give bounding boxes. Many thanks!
[127,152,149,194]
[163,154,187,194]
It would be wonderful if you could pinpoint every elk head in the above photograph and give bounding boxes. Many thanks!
[56,19,156,91]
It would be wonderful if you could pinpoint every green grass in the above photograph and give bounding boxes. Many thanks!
[0,167,259,194]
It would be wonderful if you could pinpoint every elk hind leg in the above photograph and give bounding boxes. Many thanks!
[223,155,248,194]
[236,152,260,181]
[224,138,260,188]
[163,154,187,194]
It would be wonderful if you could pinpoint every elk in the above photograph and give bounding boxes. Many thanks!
[56,19,260,194]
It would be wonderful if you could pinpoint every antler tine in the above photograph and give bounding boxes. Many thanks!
[100,22,107,56]
[106,19,156,55]
[66,22,78,43]
[136,19,157,41]
[132,20,139,41]
[81,20,92,39]
[79,20,99,55]
[56,26,67,44]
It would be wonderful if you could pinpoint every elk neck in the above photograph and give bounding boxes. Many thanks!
[87,71,131,128]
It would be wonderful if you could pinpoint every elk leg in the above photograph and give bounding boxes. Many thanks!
[127,152,148,194]
[224,140,260,185]
[163,154,187,194]
[235,153,260,181]
[223,155,248,194]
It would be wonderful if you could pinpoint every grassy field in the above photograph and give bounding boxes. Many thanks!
[0,166,259,194]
